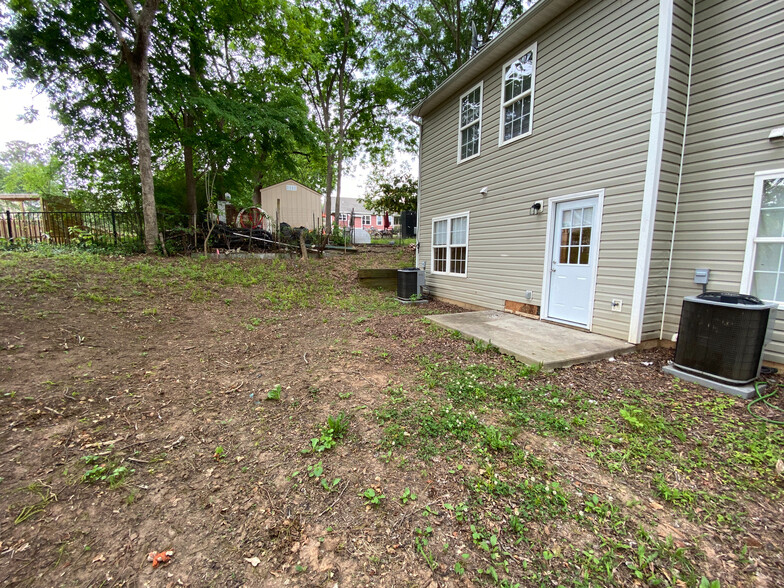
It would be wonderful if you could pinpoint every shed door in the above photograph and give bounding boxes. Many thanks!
[546,197,598,327]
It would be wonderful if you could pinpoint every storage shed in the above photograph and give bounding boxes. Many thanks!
[258,180,322,229]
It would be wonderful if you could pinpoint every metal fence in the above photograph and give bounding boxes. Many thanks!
[1,210,143,247]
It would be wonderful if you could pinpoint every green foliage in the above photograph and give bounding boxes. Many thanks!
[399,487,417,504]
[372,0,531,107]
[362,487,385,506]
[305,412,350,453]
[267,385,282,400]
[81,456,133,488]
[361,171,418,215]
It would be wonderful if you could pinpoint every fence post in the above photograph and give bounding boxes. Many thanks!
[111,211,118,244]
[5,210,12,244]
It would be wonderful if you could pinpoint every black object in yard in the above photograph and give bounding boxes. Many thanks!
[401,210,417,239]
[397,267,424,300]
[673,292,777,385]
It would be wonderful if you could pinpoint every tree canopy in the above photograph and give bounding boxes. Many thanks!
[0,0,532,245]
[361,170,417,214]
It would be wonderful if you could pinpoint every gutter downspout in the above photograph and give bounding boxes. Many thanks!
[628,0,674,344]
[659,0,697,340]
[410,115,423,270]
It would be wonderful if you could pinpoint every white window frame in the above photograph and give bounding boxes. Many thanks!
[741,169,784,306]
[376,215,383,225]
[498,43,537,147]
[457,82,483,163]
[362,215,371,226]
[431,212,470,277]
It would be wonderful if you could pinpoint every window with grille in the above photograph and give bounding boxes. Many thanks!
[432,214,469,276]
[742,170,784,303]
[458,83,482,161]
[500,45,535,145]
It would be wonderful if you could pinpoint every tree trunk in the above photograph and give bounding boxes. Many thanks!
[129,57,158,254]
[335,149,343,229]
[184,113,197,227]
[324,152,334,235]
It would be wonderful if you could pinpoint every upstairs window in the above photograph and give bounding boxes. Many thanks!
[458,83,483,162]
[500,45,536,145]
[432,213,469,276]
[742,170,784,302]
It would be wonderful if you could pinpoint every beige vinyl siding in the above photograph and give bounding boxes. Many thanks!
[641,0,695,341]
[258,180,322,229]
[661,0,784,361]
[419,0,658,340]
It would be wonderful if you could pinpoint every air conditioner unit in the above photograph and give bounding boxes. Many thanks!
[397,268,425,300]
[673,292,777,385]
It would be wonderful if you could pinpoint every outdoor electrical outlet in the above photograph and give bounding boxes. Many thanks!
[525,290,533,299]
[611,299,623,312]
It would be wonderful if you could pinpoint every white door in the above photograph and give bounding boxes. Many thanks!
[546,197,599,327]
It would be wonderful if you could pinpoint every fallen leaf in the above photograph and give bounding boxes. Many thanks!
[776,459,783,477]
[744,537,763,548]
[245,556,262,567]
[92,553,106,563]
[649,501,664,510]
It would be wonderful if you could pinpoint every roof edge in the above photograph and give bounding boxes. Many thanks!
[408,0,578,118]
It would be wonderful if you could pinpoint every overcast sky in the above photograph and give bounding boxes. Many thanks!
[0,76,61,147]
[0,74,389,200]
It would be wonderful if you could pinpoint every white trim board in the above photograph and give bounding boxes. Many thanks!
[628,0,674,345]
[541,189,605,331]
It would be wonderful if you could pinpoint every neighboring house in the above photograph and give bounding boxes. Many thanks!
[333,198,398,231]
[411,0,784,363]
[258,180,322,229]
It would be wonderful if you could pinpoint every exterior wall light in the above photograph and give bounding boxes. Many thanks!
[529,201,543,215]
[769,127,784,141]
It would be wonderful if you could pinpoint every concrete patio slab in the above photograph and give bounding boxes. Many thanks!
[426,310,635,369]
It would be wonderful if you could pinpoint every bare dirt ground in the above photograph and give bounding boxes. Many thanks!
[0,247,782,588]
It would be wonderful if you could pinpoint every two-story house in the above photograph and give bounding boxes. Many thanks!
[411,0,784,363]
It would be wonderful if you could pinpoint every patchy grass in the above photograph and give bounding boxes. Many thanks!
[0,247,781,587]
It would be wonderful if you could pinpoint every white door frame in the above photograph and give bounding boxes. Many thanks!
[541,189,605,330]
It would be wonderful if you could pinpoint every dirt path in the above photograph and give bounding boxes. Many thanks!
[0,249,782,587]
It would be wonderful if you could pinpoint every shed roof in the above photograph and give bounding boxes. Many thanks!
[259,179,321,195]
[408,0,579,118]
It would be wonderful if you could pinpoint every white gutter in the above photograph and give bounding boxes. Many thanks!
[412,116,422,269]
[628,0,674,345]
[659,0,696,340]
